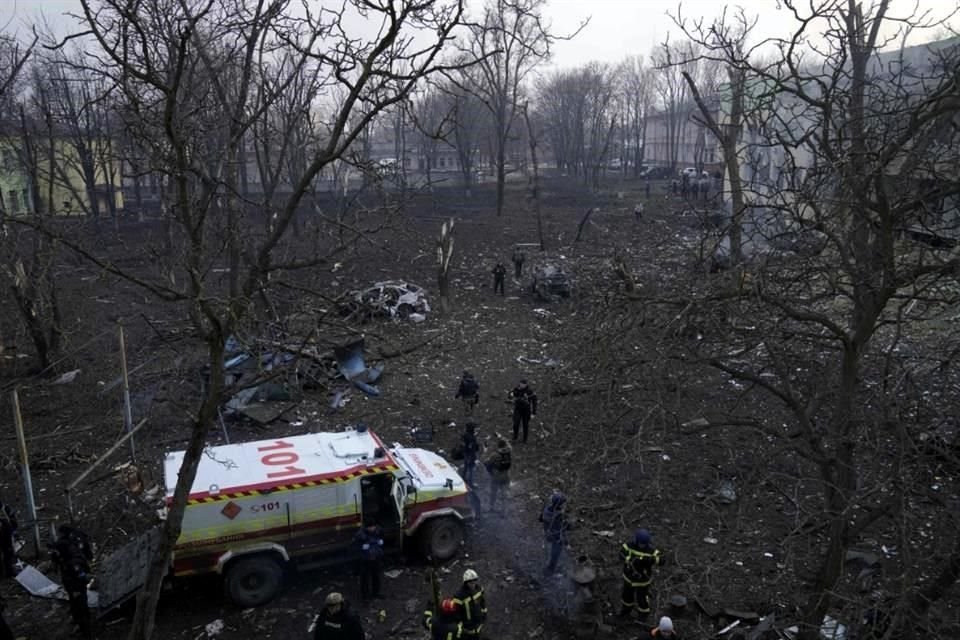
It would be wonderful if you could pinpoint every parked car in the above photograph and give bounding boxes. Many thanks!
[640,166,673,179]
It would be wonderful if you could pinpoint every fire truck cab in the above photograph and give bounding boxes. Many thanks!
[161,426,473,607]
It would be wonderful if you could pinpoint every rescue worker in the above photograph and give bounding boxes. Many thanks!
[0,500,17,578]
[651,615,678,638]
[50,525,94,639]
[313,592,364,640]
[508,379,537,443]
[540,491,572,576]
[460,422,481,486]
[634,203,644,222]
[452,569,487,638]
[620,528,662,620]
[455,370,480,415]
[511,247,526,278]
[0,594,13,640]
[484,438,512,513]
[492,262,506,296]
[423,597,464,640]
[644,178,651,199]
[353,520,384,600]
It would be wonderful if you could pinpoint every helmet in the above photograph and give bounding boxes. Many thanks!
[635,528,652,546]
[440,598,458,615]
[325,592,344,606]
[463,569,479,583]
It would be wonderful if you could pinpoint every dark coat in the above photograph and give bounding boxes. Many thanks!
[509,385,538,415]
[314,606,364,640]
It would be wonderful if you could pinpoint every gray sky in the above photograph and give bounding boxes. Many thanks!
[2,0,955,68]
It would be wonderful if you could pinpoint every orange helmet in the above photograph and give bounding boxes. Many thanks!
[440,598,458,615]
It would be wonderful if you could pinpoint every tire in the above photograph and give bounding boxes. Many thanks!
[418,518,464,561]
[396,303,414,319]
[224,555,284,607]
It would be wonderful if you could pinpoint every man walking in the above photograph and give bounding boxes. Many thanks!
[353,520,384,600]
[0,501,17,578]
[540,491,571,576]
[633,203,644,222]
[492,262,506,295]
[452,569,487,638]
[508,379,537,443]
[455,370,480,415]
[50,525,94,639]
[312,592,364,640]
[511,247,526,278]
[620,528,662,620]
[484,439,512,513]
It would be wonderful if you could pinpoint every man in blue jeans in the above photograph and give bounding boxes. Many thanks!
[353,521,384,600]
[540,491,572,576]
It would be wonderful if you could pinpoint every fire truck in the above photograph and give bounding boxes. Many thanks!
[97,426,474,610]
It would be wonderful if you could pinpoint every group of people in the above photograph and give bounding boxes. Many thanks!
[491,247,527,295]
[0,500,95,640]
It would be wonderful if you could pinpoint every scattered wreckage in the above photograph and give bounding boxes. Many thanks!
[531,264,572,301]
[339,280,431,321]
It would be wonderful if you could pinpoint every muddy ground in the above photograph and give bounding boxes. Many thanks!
[0,176,956,640]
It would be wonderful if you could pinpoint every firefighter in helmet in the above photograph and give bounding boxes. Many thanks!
[620,528,662,619]
[423,597,464,640]
[452,569,487,638]
[312,592,364,640]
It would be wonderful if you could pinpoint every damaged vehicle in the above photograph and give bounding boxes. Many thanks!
[340,281,431,321]
[531,264,572,300]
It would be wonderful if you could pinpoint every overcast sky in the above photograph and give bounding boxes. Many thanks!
[2,0,955,70]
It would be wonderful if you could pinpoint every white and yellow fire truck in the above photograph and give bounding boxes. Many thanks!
[97,426,474,610]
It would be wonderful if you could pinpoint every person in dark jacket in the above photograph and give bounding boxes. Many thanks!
[540,491,572,576]
[511,248,526,278]
[0,594,14,640]
[484,439,512,513]
[0,501,17,578]
[455,371,480,415]
[508,380,538,443]
[460,422,481,486]
[620,528,662,619]
[313,592,364,640]
[50,525,94,639]
[353,521,384,600]
[452,569,487,638]
[423,598,464,640]
[492,263,506,295]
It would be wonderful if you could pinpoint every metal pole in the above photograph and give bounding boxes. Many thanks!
[11,389,42,558]
[119,324,136,461]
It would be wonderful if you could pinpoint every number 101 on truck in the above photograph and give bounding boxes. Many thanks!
[98,425,474,611]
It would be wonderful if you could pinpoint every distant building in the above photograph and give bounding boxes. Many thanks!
[0,136,123,216]
[644,96,721,172]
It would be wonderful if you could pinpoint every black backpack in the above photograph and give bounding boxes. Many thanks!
[497,449,512,471]
[461,376,479,396]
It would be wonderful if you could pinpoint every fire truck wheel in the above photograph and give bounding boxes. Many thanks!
[224,555,285,607]
[419,518,463,561]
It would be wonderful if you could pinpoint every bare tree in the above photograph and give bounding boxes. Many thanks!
[619,55,654,178]
[678,2,960,637]
[11,2,470,638]
[452,0,580,216]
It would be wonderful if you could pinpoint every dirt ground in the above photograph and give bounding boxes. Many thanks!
[0,176,956,640]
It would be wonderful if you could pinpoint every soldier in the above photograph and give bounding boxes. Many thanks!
[0,501,17,578]
[484,439,512,513]
[353,520,384,600]
[455,370,480,415]
[492,263,506,295]
[50,525,94,639]
[452,569,487,638]
[540,491,572,576]
[511,247,526,278]
[620,528,662,620]
[508,379,538,444]
[312,592,364,640]
[423,598,464,640]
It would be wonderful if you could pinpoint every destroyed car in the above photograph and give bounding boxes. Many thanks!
[531,264,572,300]
[340,281,430,320]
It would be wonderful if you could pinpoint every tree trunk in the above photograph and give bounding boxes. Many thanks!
[126,336,225,640]
[495,142,506,217]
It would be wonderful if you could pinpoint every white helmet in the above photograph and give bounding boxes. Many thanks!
[463,568,479,582]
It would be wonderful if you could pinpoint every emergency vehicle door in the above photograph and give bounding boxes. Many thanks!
[360,473,402,551]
